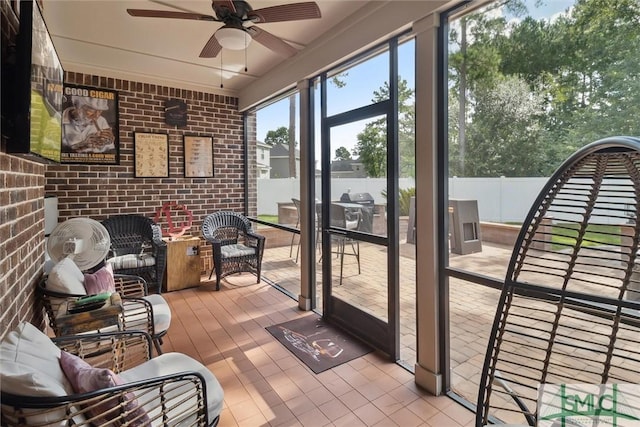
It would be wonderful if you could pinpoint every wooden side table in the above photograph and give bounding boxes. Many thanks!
[164,236,202,292]
[56,293,123,336]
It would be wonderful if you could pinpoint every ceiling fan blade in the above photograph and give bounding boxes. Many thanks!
[199,34,223,58]
[248,2,321,24]
[127,9,217,21]
[247,26,297,58]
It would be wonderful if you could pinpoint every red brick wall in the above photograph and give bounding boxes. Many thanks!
[0,0,47,340]
[46,72,245,236]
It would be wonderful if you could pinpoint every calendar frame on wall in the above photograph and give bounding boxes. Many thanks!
[183,135,214,178]
[133,132,169,178]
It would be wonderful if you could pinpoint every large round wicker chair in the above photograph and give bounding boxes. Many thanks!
[476,136,640,426]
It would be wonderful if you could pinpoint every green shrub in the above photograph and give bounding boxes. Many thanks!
[381,187,416,216]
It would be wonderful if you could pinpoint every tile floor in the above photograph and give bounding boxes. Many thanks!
[258,238,514,410]
[161,275,478,427]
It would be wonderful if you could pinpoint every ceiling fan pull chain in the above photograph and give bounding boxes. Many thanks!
[245,33,248,73]
[220,50,224,89]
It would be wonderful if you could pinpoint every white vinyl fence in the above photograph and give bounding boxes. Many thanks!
[448,177,548,223]
[257,178,415,215]
[258,176,634,224]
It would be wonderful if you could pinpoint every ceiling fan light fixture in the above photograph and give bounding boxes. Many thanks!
[215,26,251,50]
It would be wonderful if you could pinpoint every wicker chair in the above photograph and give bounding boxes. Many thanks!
[201,211,265,291]
[1,326,223,426]
[476,136,640,426]
[102,214,167,294]
[38,274,171,355]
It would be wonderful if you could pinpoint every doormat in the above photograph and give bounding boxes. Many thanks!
[266,314,373,374]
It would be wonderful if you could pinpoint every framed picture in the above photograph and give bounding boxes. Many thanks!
[60,84,119,165]
[183,135,214,178]
[134,132,169,178]
[165,98,187,127]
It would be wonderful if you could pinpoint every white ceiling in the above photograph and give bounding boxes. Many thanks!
[42,1,371,97]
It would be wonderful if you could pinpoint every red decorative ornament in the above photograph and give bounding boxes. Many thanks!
[154,201,193,240]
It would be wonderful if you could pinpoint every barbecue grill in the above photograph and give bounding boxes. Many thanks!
[339,192,374,232]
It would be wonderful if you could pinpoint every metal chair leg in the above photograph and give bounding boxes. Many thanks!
[153,336,164,355]
[339,238,345,286]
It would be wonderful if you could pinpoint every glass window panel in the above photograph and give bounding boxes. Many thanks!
[256,92,300,226]
[326,50,389,117]
[445,0,640,415]
[251,91,301,298]
[329,118,387,238]
[398,37,416,369]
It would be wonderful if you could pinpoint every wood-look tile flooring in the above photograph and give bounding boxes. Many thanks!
[161,275,477,427]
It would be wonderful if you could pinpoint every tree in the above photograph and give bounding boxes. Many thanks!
[464,75,545,176]
[448,0,527,175]
[354,78,415,178]
[448,0,640,177]
[264,126,289,146]
[334,147,352,160]
[355,125,386,177]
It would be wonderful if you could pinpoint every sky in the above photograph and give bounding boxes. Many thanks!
[255,0,575,163]
[256,40,415,162]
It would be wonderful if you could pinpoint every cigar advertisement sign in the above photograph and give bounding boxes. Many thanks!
[61,84,119,164]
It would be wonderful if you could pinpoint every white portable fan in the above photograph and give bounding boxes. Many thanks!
[47,218,111,271]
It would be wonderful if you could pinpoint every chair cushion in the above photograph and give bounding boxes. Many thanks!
[220,243,255,259]
[119,295,171,337]
[0,322,70,397]
[118,352,224,426]
[0,322,73,426]
[59,351,150,425]
[47,258,87,295]
[143,294,172,333]
[107,254,156,270]
[345,219,359,230]
[83,264,115,295]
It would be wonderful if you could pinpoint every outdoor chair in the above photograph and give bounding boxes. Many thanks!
[315,203,362,285]
[331,203,362,285]
[38,272,171,355]
[475,136,640,426]
[290,198,302,263]
[0,323,223,426]
[201,211,265,291]
[102,214,167,294]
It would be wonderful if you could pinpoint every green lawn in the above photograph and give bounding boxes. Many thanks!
[258,214,278,223]
[551,223,621,250]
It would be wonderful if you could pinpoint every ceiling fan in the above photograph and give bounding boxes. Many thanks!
[127,0,322,59]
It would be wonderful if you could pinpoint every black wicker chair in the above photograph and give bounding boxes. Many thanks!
[476,136,640,426]
[201,211,265,291]
[102,214,167,293]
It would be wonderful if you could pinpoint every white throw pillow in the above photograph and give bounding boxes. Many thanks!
[46,258,87,295]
